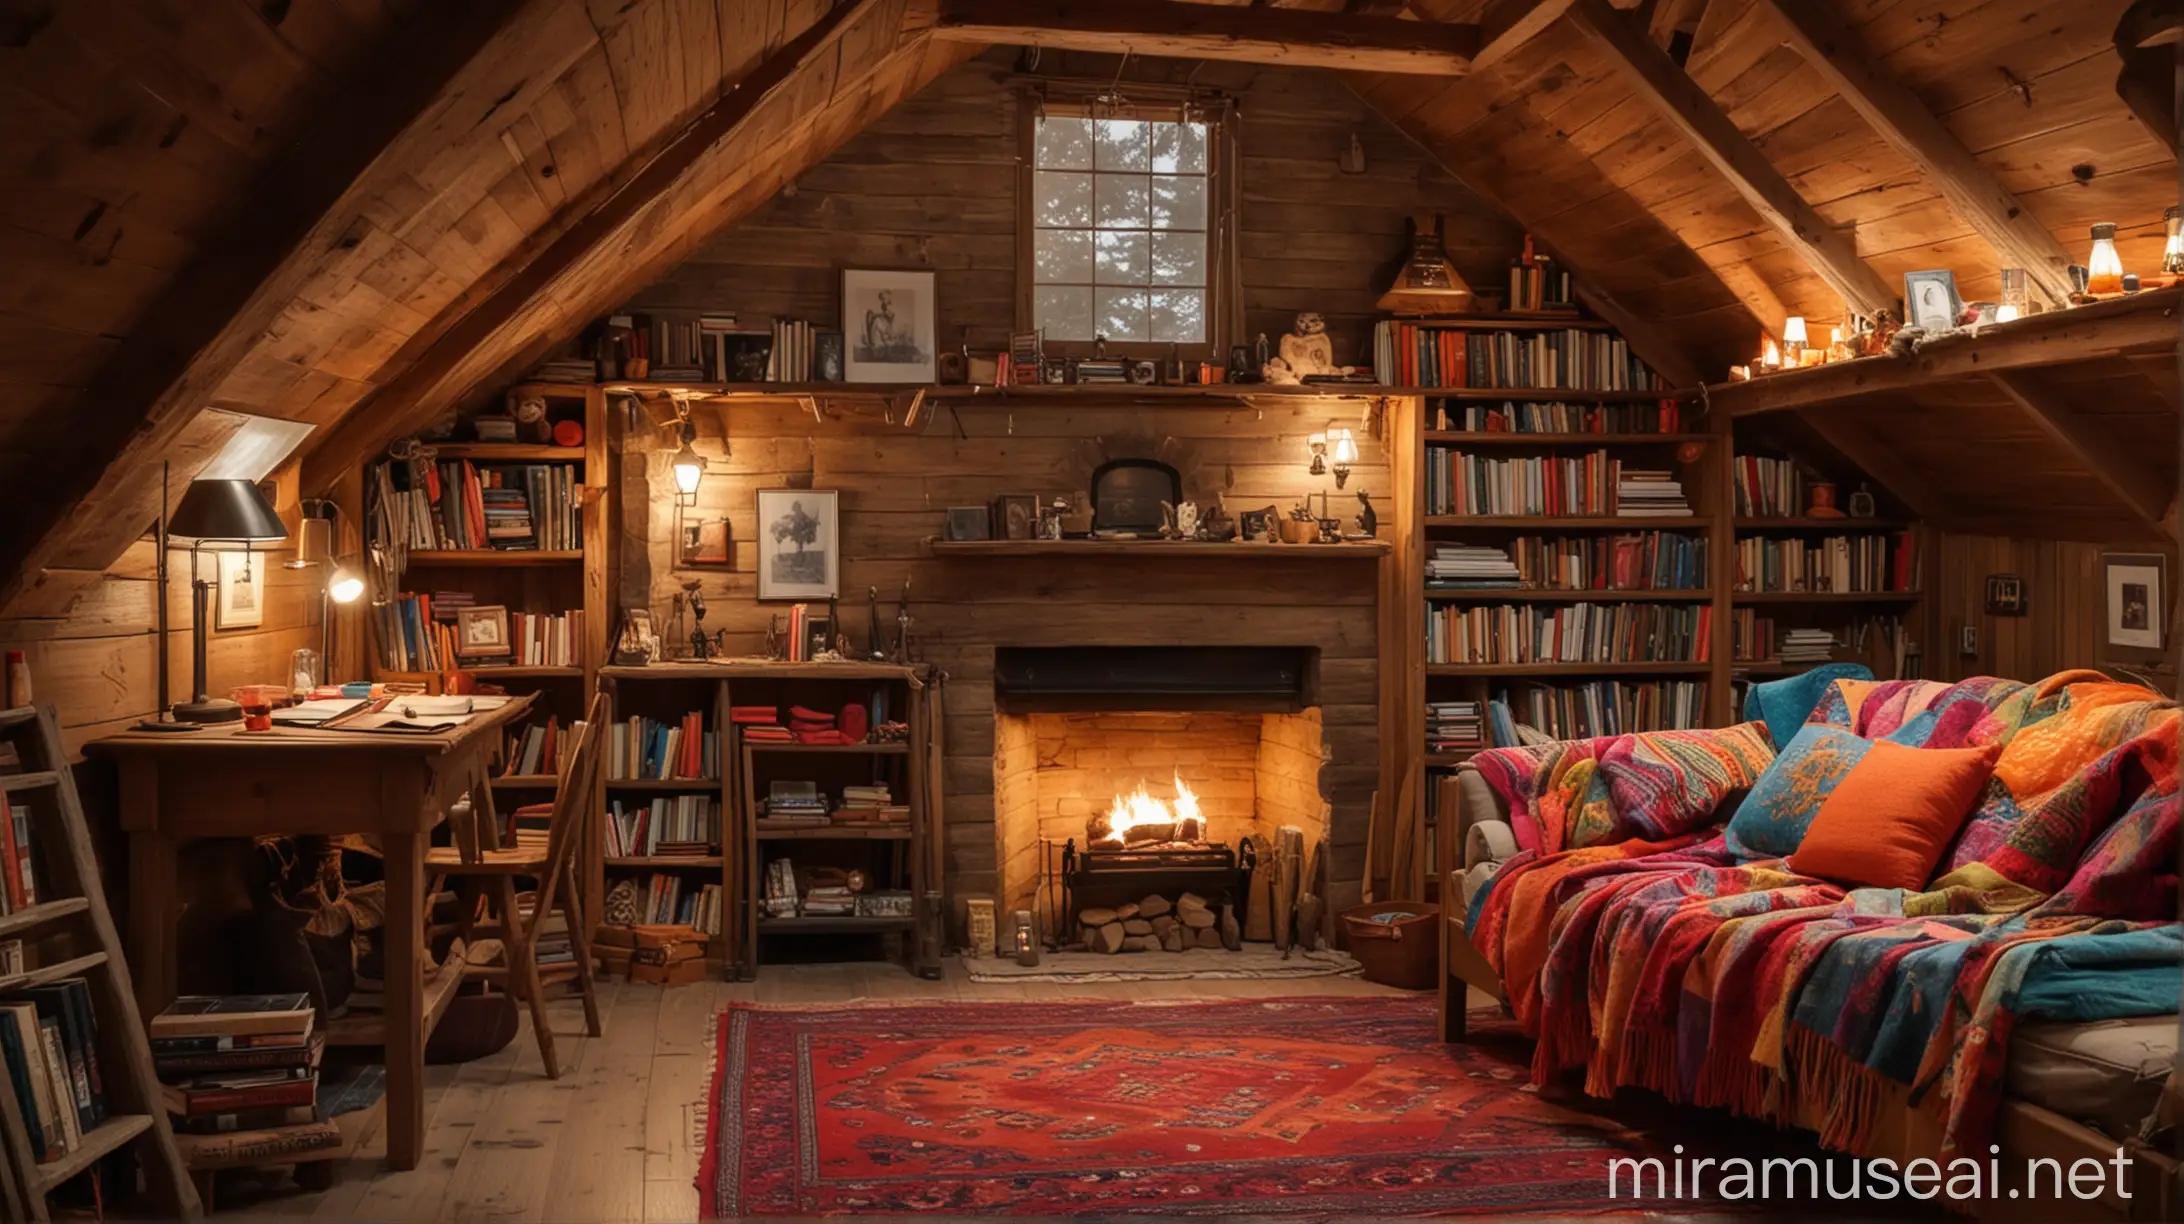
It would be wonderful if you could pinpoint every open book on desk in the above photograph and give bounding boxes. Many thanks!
[326,694,514,734]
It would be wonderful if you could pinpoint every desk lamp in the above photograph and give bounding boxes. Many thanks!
[167,478,286,723]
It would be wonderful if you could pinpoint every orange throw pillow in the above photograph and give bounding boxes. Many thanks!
[1788,739,1999,891]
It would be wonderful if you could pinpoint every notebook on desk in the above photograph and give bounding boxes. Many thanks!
[268,699,370,727]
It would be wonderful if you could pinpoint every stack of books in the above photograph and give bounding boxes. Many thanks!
[1779,629,1839,664]
[732,704,790,744]
[479,485,534,549]
[801,885,856,917]
[1614,470,1692,518]
[149,995,322,1138]
[528,357,599,384]
[758,782,829,829]
[1426,701,1485,752]
[1425,544,1522,590]
[611,713,717,780]
[0,978,102,1164]
[836,785,908,826]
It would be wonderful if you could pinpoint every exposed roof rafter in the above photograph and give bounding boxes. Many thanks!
[1986,371,2177,539]
[915,0,1482,74]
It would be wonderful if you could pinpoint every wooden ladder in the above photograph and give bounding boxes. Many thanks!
[0,706,198,1221]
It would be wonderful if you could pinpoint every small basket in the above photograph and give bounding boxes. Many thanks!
[1339,902,1439,991]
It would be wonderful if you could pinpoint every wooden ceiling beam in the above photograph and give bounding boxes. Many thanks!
[1986,371,2177,539]
[303,0,918,493]
[1561,0,1898,319]
[0,0,536,618]
[1471,0,1578,72]
[1713,288,2184,418]
[1753,0,2075,308]
[919,0,1480,73]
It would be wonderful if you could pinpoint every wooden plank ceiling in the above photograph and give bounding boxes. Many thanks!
[0,0,2176,617]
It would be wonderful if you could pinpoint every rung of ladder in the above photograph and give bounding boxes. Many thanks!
[0,710,34,731]
[0,951,106,992]
[0,773,57,796]
[0,899,90,940]
[30,1115,154,1194]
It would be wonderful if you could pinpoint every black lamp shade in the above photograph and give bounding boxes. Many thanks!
[168,478,287,542]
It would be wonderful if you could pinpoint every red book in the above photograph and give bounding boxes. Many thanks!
[0,793,19,912]
[163,1076,317,1117]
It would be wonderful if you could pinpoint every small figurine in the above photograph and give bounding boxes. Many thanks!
[684,582,711,661]
[765,614,784,660]
[1175,502,1199,538]
[1848,484,1877,519]
[1200,499,1235,543]
[1093,334,1108,360]
[1227,345,1255,384]
[1277,312,1354,380]
[1355,490,1378,538]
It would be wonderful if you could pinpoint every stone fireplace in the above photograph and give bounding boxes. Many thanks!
[989,647,1332,950]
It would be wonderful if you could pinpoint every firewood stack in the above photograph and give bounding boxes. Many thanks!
[1078,893,1237,953]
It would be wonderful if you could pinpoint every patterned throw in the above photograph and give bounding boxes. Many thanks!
[1471,721,1776,856]
[697,998,1722,1217]
[1467,671,2179,1163]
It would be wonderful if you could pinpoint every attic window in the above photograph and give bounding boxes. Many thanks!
[1028,106,1215,349]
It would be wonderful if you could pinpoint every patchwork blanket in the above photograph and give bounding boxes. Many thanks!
[1466,672,2179,1164]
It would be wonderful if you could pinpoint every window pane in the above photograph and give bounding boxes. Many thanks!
[1034,229,1093,284]
[1150,231,1205,286]
[1150,290,1206,344]
[1034,285,1095,341]
[1150,122,1208,174]
[1094,230,1148,285]
[1034,171,1092,228]
[1034,116,1094,169]
[1094,119,1149,171]
[1150,175,1205,230]
[1095,175,1148,229]
[1095,288,1150,342]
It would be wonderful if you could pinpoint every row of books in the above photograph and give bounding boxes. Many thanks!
[1499,680,1707,739]
[617,875,725,933]
[0,979,103,1162]
[1732,454,1806,518]
[609,713,718,780]
[1427,602,1712,666]
[371,458,581,552]
[372,598,582,673]
[1372,321,1657,391]
[767,319,823,383]
[493,611,584,668]
[1430,400,1684,434]
[1735,533,1914,594]
[0,793,39,914]
[604,796,722,858]
[1426,450,1690,518]
[149,993,322,1139]
[1426,700,1485,752]
[631,311,742,381]
[501,717,570,776]
[1506,240,1576,312]
[1428,534,1708,593]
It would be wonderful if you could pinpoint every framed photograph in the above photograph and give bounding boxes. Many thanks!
[456,605,512,658]
[214,550,266,630]
[993,495,1037,541]
[843,268,936,383]
[814,331,845,382]
[680,514,732,566]
[804,615,834,663]
[716,330,773,383]
[1238,506,1278,542]
[944,506,991,541]
[756,489,838,600]
[1983,574,2026,616]
[2103,552,2166,654]
[1904,270,1961,332]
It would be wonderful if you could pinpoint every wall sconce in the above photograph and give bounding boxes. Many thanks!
[670,401,704,507]
[1330,426,1359,489]
[1306,430,1328,477]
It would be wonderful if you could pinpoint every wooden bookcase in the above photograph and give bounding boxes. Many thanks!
[597,662,941,980]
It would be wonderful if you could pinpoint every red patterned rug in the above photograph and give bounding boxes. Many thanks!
[698,996,1707,1217]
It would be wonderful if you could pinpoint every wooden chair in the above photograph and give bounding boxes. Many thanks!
[426,692,606,1078]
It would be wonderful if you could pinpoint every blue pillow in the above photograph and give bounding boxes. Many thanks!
[1742,663,1875,748]
[1724,723,1873,860]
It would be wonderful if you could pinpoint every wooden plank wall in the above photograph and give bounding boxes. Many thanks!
[0,462,318,757]
[1931,533,2178,692]
[626,48,1523,369]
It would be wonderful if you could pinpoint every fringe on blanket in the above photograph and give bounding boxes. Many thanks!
[1786,1024,1889,1152]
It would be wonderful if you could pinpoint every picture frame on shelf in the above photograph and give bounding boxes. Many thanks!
[756,488,839,600]
[214,550,266,630]
[2102,552,2166,655]
[1983,574,2026,616]
[993,495,1037,541]
[716,330,773,383]
[681,514,733,566]
[1903,270,1961,333]
[843,269,936,383]
[457,605,512,658]
[944,506,992,541]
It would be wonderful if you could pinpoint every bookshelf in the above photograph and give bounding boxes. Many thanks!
[597,662,941,981]
[594,669,731,973]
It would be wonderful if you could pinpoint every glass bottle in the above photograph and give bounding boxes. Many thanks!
[2085,223,2125,295]
[2162,206,2183,278]
[290,647,322,696]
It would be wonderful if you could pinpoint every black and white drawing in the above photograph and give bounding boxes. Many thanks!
[843,269,936,382]
[757,489,839,600]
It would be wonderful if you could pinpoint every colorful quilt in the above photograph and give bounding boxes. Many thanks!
[1470,721,1775,856]
[1467,671,2179,1163]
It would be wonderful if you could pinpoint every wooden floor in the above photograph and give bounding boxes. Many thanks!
[215,961,1420,1222]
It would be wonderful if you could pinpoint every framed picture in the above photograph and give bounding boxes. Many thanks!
[944,506,991,541]
[1983,574,2026,616]
[842,268,936,382]
[993,495,1037,541]
[804,615,834,662]
[456,605,511,658]
[1238,506,1277,542]
[1904,270,1961,332]
[756,489,839,600]
[2103,552,2166,654]
[716,330,773,383]
[815,331,845,382]
[214,550,266,630]
[680,514,733,566]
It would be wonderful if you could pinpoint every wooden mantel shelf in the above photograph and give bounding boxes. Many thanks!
[1710,286,2181,417]
[924,538,1392,558]
[599,380,1697,406]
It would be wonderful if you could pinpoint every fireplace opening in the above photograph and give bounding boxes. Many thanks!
[992,708,1329,955]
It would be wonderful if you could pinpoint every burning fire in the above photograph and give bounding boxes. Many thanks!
[1099,773,1205,845]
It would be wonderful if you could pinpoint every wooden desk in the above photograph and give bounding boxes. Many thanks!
[86,697,535,1172]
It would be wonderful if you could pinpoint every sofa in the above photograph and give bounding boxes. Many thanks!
[1436,670,2180,1217]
